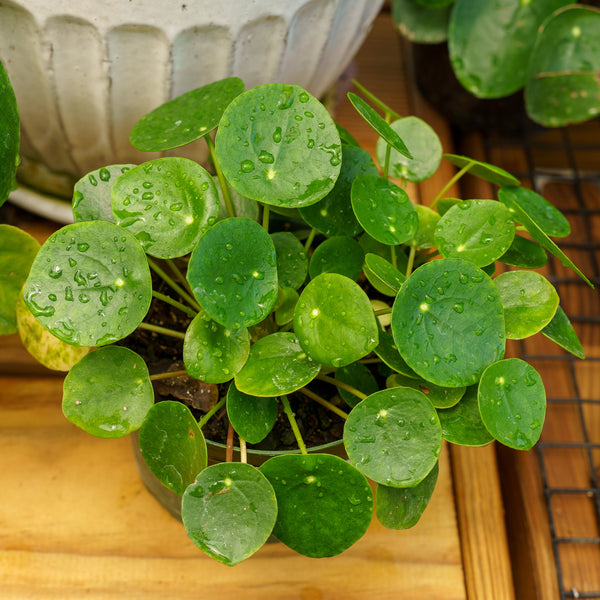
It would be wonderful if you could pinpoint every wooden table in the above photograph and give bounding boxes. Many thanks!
[0,11,515,599]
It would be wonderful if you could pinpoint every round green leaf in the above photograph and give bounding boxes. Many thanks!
[437,385,494,446]
[275,286,299,326]
[187,218,278,329]
[526,6,600,127]
[139,400,207,496]
[374,330,419,378]
[0,62,19,206]
[392,258,506,387]
[130,77,245,151]
[182,462,277,566]
[351,175,418,245]
[413,205,440,248]
[260,453,373,558]
[226,383,278,444]
[478,358,546,450]
[62,346,153,438]
[16,297,90,371]
[494,270,559,339]
[270,231,307,290]
[376,461,439,530]
[0,225,40,334]
[498,185,571,238]
[499,235,548,269]
[434,199,516,266]
[299,144,377,237]
[449,0,570,98]
[387,372,465,409]
[72,164,135,224]
[348,93,412,159]
[335,362,379,409]
[363,253,406,297]
[294,273,378,368]
[111,157,220,259]
[215,83,341,208]
[344,387,442,487]
[444,154,520,187]
[183,312,250,384]
[392,0,452,43]
[23,221,152,347]
[309,236,364,281]
[376,117,442,182]
[542,305,585,360]
[235,332,320,397]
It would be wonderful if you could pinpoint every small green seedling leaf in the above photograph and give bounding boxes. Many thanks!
[299,144,377,237]
[351,174,418,245]
[227,383,278,444]
[434,199,515,266]
[437,385,494,446]
[374,330,419,378]
[376,117,442,182]
[335,362,379,408]
[392,0,452,43]
[130,77,245,151]
[494,270,559,339]
[215,83,341,208]
[72,165,135,223]
[294,273,378,367]
[444,154,520,187]
[392,258,506,387]
[183,312,250,384]
[187,217,278,329]
[497,190,593,287]
[235,332,320,397]
[0,62,19,207]
[16,297,90,371]
[111,157,220,259]
[271,232,308,290]
[348,92,413,159]
[525,5,600,127]
[309,236,364,281]
[413,204,440,248]
[23,221,152,347]
[387,372,465,409]
[363,253,406,297]
[63,346,154,438]
[139,400,207,495]
[542,305,585,359]
[498,185,570,238]
[478,358,546,450]
[0,225,40,334]
[275,287,299,326]
[260,453,373,558]
[182,462,277,566]
[499,235,548,269]
[344,387,442,487]
[376,461,439,530]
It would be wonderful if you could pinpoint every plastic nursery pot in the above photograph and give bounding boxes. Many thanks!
[0,0,384,216]
[131,431,346,522]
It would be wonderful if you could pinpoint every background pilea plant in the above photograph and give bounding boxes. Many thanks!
[0,70,592,565]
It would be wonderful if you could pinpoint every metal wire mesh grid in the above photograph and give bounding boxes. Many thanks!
[477,122,600,599]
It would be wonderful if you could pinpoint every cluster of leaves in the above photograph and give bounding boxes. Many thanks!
[0,71,591,566]
[392,0,600,127]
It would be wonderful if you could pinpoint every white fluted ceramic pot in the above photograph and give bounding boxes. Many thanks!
[0,0,383,220]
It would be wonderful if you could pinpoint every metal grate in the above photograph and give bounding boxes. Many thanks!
[471,121,600,599]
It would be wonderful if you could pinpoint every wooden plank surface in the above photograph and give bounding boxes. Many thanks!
[0,10,515,600]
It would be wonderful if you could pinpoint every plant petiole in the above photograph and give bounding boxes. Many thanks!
[149,369,188,381]
[166,259,194,295]
[206,135,236,219]
[317,373,367,401]
[226,422,234,462]
[262,204,270,232]
[147,257,202,312]
[430,161,475,209]
[198,397,227,429]
[383,144,392,179]
[281,395,308,455]
[351,79,402,122]
[239,437,247,464]
[138,322,186,339]
[304,228,317,254]
[298,387,348,420]
[406,243,416,277]
[152,290,198,319]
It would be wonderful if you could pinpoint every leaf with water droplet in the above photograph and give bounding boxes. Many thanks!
[270,231,307,290]
[139,400,207,495]
[227,382,278,444]
[216,83,341,208]
[309,236,364,281]
[387,372,465,409]
[335,362,380,408]
[363,253,406,297]
[344,387,441,487]
[130,77,245,151]
[63,346,154,438]
[260,453,372,557]
[182,462,277,566]
[494,270,559,339]
[478,358,546,450]
[275,286,299,326]
[413,205,440,249]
